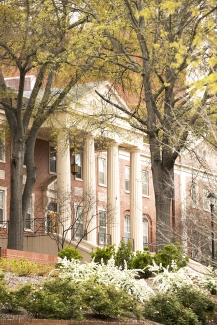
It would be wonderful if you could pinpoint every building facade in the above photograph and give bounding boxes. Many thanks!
[0,79,217,261]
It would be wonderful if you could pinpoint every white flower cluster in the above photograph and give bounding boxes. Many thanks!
[151,261,195,293]
[54,257,154,302]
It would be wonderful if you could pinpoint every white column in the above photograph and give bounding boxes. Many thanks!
[83,136,96,244]
[56,133,71,240]
[107,142,120,248]
[130,149,143,251]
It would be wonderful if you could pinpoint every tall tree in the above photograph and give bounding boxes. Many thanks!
[0,0,99,250]
[85,0,217,247]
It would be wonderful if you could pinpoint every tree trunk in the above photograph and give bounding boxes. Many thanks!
[7,134,25,250]
[150,138,175,249]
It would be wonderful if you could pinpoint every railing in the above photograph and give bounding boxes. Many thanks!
[0,221,8,234]
[122,237,134,250]
[24,218,46,233]
[97,233,111,246]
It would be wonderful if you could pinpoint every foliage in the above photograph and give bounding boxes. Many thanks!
[56,257,154,302]
[130,250,154,278]
[90,245,115,265]
[175,286,216,325]
[56,246,83,268]
[3,284,33,313]
[199,276,217,295]
[154,242,189,270]
[114,240,134,269]
[25,278,84,320]
[143,293,200,325]
[0,258,53,276]
[152,261,194,293]
[81,281,142,319]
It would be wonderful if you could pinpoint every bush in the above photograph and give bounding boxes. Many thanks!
[175,286,216,325]
[3,284,33,312]
[143,293,200,325]
[58,245,83,261]
[114,240,134,269]
[25,278,84,319]
[0,258,52,276]
[130,250,153,278]
[90,245,115,264]
[81,281,142,319]
[154,242,189,270]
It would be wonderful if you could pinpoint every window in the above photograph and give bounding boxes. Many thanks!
[191,182,198,207]
[124,215,130,242]
[143,219,148,246]
[98,210,107,245]
[0,190,4,224]
[98,158,106,185]
[75,153,82,179]
[142,171,148,196]
[125,166,130,192]
[74,204,83,240]
[46,202,57,233]
[49,145,57,173]
[24,196,33,230]
[203,188,210,211]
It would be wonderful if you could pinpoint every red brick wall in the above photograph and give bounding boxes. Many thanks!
[0,248,57,265]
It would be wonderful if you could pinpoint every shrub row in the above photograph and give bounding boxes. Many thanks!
[0,275,216,324]
[90,241,189,278]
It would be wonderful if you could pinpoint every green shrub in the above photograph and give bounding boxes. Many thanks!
[81,281,142,319]
[0,258,53,276]
[130,250,153,278]
[25,278,84,320]
[143,293,200,325]
[58,245,83,261]
[154,242,189,270]
[90,245,115,264]
[175,286,216,325]
[114,240,134,269]
[3,284,33,312]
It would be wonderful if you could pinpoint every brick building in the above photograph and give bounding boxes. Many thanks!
[0,78,216,261]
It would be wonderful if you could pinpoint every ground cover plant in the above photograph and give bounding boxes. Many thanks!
[0,258,52,276]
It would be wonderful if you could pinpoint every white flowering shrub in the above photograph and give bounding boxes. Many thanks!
[53,257,154,302]
[152,261,195,293]
[199,276,217,295]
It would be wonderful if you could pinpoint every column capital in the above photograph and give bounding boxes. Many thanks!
[129,147,141,154]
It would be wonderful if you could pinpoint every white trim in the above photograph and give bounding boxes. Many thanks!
[98,157,107,186]
[0,186,7,227]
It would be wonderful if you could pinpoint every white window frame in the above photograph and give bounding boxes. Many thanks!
[49,144,57,174]
[143,218,149,246]
[191,182,198,208]
[141,170,149,197]
[0,187,7,227]
[125,166,130,192]
[98,210,107,245]
[98,157,106,186]
[124,215,130,239]
[74,203,83,240]
[24,194,35,231]
[75,153,83,180]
